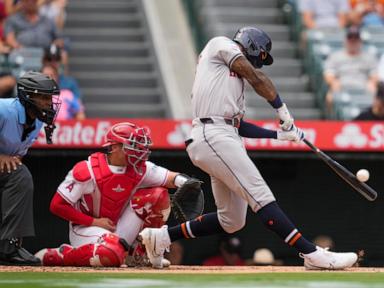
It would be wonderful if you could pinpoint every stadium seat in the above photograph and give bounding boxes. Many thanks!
[8,47,44,77]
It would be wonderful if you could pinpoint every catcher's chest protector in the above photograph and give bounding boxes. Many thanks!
[86,152,145,224]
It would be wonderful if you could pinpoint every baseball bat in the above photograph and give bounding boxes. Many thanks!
[303,139,377,201]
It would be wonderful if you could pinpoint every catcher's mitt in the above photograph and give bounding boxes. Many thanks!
[171,175,204,223]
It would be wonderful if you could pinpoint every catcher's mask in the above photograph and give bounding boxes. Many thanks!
[103,122,152,175]
[17,71,61,144]
[233,26,273,69]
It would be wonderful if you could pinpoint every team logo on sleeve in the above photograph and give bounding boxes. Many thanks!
[65,182,75,193]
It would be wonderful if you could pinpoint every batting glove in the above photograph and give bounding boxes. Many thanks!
[277,103,294,131]
[277,125,304,143]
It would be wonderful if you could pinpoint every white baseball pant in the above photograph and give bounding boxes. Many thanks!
[69,204,144,247]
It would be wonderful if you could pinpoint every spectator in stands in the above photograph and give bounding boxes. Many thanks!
[4,0,62,50]
[0,38,16,99]
[355,81,384,120]
[247,248,284,266]
[323,26,378,116]
[0,72,16,98]
[0,1,16,98]
[42,44,80,99]
[39,0,67,31]
[3,0,23,15]
[350,0,384,26]
[39,0,69,70]
[299,0,351,29]
[0,1,7,39]
[202,236,245,266]
[41,64,85,120]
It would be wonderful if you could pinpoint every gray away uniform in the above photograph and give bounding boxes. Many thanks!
[187,36,275,233]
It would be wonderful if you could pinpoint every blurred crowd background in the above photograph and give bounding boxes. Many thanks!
[2,0,384,121]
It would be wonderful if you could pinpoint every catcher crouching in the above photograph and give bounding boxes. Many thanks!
[35,122,203,267]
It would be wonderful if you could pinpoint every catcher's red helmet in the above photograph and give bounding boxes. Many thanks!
[103,122,152,174]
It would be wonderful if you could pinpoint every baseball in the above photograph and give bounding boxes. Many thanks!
[356,169,370,182]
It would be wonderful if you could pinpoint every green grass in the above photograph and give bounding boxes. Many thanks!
[1,272,384,288]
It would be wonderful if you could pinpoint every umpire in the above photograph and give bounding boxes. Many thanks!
[0,71,60,265]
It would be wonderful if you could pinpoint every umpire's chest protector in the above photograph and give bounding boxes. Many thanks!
[89,152,145,224]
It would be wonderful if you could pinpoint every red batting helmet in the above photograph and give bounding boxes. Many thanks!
[103,122,152,174]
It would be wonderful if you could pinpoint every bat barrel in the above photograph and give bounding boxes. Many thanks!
[303,139,378,201]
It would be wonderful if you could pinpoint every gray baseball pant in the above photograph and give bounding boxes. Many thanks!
[186,118,276,233]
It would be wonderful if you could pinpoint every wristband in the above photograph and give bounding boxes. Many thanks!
[268,94,283,109]
[174,174,189,187]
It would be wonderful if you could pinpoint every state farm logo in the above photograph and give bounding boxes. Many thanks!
[334,122,384,149]
[36,121,112,145]
[334,124,368,148]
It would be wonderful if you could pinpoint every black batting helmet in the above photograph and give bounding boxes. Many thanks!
[17,71,61,125]
[233,27,273,69]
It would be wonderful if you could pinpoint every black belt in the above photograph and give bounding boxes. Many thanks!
[199,117,240,128]
[185,118,240,148]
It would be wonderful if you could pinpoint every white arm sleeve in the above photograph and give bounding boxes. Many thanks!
[57,170,95,204]
[138,161,169,188]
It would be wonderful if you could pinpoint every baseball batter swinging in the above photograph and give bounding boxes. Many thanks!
[35,122,202,267]
[140,27,358,269]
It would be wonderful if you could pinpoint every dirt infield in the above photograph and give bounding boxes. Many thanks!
[1,265,384,273]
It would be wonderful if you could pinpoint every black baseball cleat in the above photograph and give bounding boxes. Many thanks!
[0,238,41,266]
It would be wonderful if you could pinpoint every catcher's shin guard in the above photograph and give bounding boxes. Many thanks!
[131,187,171,228]
[35,244,73,266]
[63,233,129,267]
